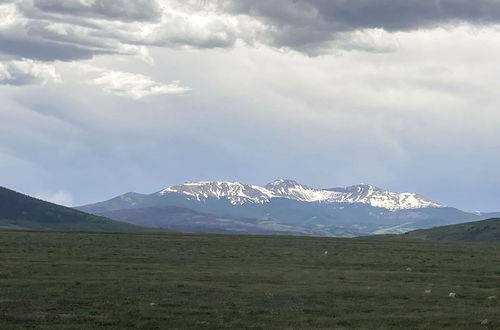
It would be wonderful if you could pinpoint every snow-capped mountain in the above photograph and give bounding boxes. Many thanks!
[158,179,443,211]
[159,181,274,205]
[78,179,490,237]
[325,184,442,210]
[265,179,340,202]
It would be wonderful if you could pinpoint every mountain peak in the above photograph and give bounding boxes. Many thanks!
[157,181,273,205]
[265,179,337,202]
[265,179,303,189]
[333,183,384,193]
[326,184,442,210]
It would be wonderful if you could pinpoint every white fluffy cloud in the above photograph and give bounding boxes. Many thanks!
[91,69,190,99]
[0,59,60,85]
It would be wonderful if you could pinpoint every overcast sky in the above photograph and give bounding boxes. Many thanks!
[1,0,499,211]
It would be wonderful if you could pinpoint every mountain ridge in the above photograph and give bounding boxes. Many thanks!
[155,179,443,211]
[387,218,500,242]
[0,186,145,232]
[77,179,486,237]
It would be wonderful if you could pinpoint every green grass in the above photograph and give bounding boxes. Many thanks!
[0,230,498,329]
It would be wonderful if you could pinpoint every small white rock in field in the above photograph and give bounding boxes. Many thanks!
[487,295,497,300]
[480,319,489,325]
[149,302,156,306]
[324,250,328,255]
[449,292,456,298]
[424,289,431,294]
[406,267,412,271]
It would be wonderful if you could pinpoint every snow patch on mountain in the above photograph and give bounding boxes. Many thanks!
[158,181,275,205]
[326,184,442,210]
[157,179,444,210]
[265,179,343,202]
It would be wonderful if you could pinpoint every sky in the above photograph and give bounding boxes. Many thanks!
[0,0,499,211]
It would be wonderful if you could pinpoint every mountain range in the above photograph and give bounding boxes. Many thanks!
[78,179,499,237]
[158,179,442,210]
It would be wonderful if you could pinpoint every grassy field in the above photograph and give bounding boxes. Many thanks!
[0,230,498,329]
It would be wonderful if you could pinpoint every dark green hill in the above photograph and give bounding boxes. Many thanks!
[0,186,144,232]
[395,218,500,242]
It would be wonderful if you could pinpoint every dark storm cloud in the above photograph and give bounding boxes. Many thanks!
[3,0,500,62]
[224,0,500,51]
[0,0,237,62]
[0,37,103,61]
[31,0,162,22]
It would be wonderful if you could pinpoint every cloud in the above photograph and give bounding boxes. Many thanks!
[32,0,163,22]
[0,59,60,85]
[0,1,152,62]
[223,0,500,53]
[142,6,240,49]
[88,67,190,99]
[35,190,73,206]
[3,0,500,62]
[0,57,188,98]
[0,0,240,62]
